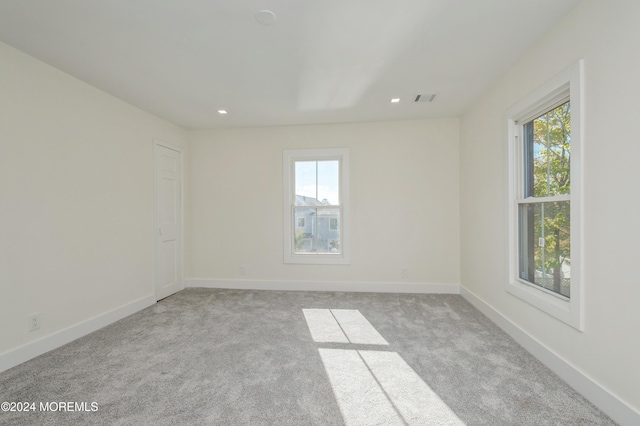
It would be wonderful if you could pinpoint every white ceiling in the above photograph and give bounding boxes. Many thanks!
[0,0,582,130]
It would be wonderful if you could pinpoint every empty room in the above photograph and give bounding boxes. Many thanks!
[0,0,638,424]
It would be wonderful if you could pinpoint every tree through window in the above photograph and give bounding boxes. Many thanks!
[506,60,584,330]
[519,101,571,297]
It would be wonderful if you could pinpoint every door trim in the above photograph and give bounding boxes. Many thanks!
[153,139,184,301]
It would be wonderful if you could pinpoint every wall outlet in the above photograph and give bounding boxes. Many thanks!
[402,268,409,279]
[239,265,247,276]
[28,313,41,331]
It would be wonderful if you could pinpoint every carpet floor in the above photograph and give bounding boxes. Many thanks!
[0,288,615,425]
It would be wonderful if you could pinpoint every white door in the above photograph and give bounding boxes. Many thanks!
[155,143,182,300]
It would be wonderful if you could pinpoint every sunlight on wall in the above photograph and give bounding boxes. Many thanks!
[303,309,464,425]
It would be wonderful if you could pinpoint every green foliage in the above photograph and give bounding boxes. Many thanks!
[294,229,305,251]
[531,102,571,293]
[533,102,571,197]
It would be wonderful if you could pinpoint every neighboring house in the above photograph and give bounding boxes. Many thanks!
[294,195,340,253]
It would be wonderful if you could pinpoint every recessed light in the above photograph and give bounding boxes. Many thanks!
[391,98,400,103]
[218,110,228,115]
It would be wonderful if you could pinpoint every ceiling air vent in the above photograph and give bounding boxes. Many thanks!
[414,93,437,103]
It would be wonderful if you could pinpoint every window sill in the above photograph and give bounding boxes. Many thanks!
[284,254,350,265]
[506,278,582,331]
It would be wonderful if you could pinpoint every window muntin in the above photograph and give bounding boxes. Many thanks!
[283,149,349,264]
[518,101,571,298]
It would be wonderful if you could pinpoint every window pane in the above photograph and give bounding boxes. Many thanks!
[524,101,571,198]
[295,161,318,206]
[294,208,315,252]
[317,161,339,205]
[294,207,340,254]
[518,201,570,297]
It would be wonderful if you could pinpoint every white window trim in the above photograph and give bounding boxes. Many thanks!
[283,148,350,265]
[506,60,584,331]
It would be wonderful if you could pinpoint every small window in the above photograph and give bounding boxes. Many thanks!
[507,61,583,330]
[283,148,349,264]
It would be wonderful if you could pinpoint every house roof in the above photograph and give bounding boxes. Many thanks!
[295,195,331,207]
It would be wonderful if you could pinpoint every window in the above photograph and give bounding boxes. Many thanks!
[507,61,583,330]
[283,148,349,264]
[519,100,571,297]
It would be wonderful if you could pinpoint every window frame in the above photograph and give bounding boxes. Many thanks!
[283,148,350,265]
[506,60,584,331]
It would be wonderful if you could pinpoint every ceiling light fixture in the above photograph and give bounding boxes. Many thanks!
[391,98,400,103]
[255,10,277,25]
[218,110,228,115]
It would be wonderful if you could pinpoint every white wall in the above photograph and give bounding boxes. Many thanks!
[460,0,640,418]
[187,119,460,290]
[0,42,187,360]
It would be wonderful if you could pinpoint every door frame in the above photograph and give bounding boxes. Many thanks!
[153,139,184,301]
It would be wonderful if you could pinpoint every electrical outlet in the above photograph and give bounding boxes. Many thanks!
[28,313,41,331]
[239,265,247,276]
[402,268,409,279]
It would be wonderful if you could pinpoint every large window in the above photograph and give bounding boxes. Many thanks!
[283,148,349,264]
[519,101,571,297]
[507,61,583,330]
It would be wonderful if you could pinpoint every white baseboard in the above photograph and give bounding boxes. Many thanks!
[186,278,460,294]
[460,286,640,426]
[0,295,155,374]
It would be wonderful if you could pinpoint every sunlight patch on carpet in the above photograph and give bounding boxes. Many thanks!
[331,309,388,345]
[319,348,403,425]
[303,309,349,343]
[306,309,464,425]
[303,309,388,345]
